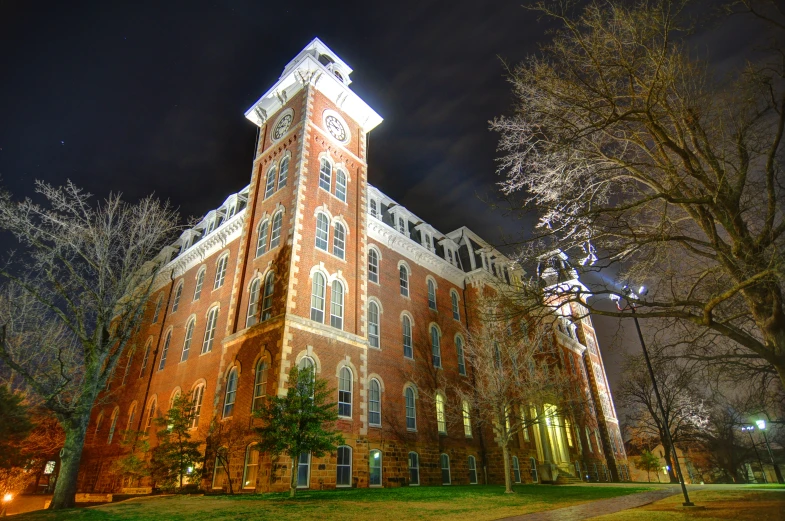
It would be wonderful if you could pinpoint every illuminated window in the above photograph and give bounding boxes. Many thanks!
[369,449,382,486]
[462,400,472,437]
[243,445,260,489]
[436,394,446,434]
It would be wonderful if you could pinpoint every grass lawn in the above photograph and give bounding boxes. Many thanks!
[591,489,785,521]
[11,484,652,521]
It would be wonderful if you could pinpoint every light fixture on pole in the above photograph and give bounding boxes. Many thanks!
[755,420,784,484]
[742,425,767,484]
[611,285,694,507]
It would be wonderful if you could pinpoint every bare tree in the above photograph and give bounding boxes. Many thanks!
[205,418,253,494]
[492,1,785,388]
[0,181,179,508]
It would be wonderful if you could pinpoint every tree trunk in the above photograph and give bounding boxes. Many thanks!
[661,444,678,483]
[289,455,297,498]
[49,415,89,509]
[501,443,513,493]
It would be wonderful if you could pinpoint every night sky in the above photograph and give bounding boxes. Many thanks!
[0,1,760,395]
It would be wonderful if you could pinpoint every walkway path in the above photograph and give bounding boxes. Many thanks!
[498,487,680,521]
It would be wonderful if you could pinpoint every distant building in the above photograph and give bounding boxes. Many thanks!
[78,38,627,493]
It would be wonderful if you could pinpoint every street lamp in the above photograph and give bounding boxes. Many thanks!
[612,286,694,507]
[742,425,767,484]
[755,419,784,484]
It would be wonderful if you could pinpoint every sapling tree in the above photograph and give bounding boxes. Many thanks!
[149,392,203,491]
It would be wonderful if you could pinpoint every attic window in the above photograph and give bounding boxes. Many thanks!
[334,70,344,81]
[318,54,335,66]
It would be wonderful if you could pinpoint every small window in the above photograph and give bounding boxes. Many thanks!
[181,318,195,362]
[172,283,183,313]
[425,234,432,251]
[269,212,283,249]
[310,273,326,323]
[330,281,344,329]
[462,400,472,437]
[252,358,268,411]
[256,220,269,257]
[107,408,119,445]
[315,214,329,251]
[261,272,275,321]
[333,222,345,259]
[451,291,460,320]
[336,169,347,202]
[319,158,332,192]
[247,277,261,327]
[369,449,382,486]
[264,165,277,199]
[408,452,419,486]
[431,326,441,368]
[139,340,152,378]
[202,307,219,354]
[278,156,289,188]
[405,387,416,430]
[297,452,310,488]
[152,296,163,324]
[369,379,381,426]
[427,280,437,310]
[191,384,205,429]
[368,301,380,348]
[336,445,352,487]
[369,200,378,218]
[512,456,522,483]
[440,454,451,485]
[338,367,352,417]
[214,255,228,289]
[436,394,446,434]
[223,368,238,418]
[368,249,379,283]
[194,268,205,301]
[398,217,406,235]
[399,266,409,297]
[402,315,413,359]
[468,456,478,484]
[158,331,172,371]
[243,445,260,490]
[456,336,466,375]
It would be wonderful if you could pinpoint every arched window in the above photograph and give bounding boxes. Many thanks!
[336,445,352,487]
[368,301,380,348]
[319,158,332,191]
[243,445,260,490]
[315,213,329,251]
[152,295,163,324]
[269,212,283,249]
[181,318,195,362]
[405,387,416,430]
[122,350,134,386]
[402,315,413,358]
[436,394,446,434]
[335,169,347,202]
[310,272,326,322]
[512,456,522,483]
[264,165,277,198]
[330,280,344,329]
[586,426,594,453]
[256,220,269,257]
[468,456,478,484]
[223,368,238,418]
[252,357,268,411]
[462,400,472,437]
[194,267,206,301]
[172,282,183,313]
[368,249,379,283]
[369,199,377,218]
[278,156,289,188]
[107,407,119,445]
[529,457,538,483]
[369,378,381,426]
[214,255,228,289]
[212,447,229,489]
[333,222,345,259]
[261,271,275,321]
[408,452,420,486]
[191,384,205,429]
[427,279,437,310]
[451,291,460,320]
[246,277,261,327]
[126,403,137,432]
[440,454,451,485]
[94,411,104,437]
[369,449,382,486]
[202,307,219,354]
[431,325,441,368]
[139,339,152,378]
[158,330,172,371]
[456,335,466,375]
[338,367,352,417]
[169,389,181,410]
[399,265,409,297]
[144,398,157,434]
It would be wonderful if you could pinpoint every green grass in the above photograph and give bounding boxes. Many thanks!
[13,484,653,521]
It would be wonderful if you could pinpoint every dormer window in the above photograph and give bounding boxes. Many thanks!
[425,235,432,251]
[447,250,453,264]
[398,217,406,235]
[370,200,378,218]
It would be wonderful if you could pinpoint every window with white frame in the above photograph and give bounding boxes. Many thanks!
[397,217,406,235]
[214,255,228,289]
[256,220,269,257]
[456,335,466,375]
[181,318,195,362]
[530,457,538,482]
[310,273,326,322]
[335,169,347,202]
[330,280,344,329]
[369,449,382,486]
[319,158,331,191]
[405,387,416,430]
[126,403,137,434]
[336,446,352,486]
[264,165,277,198]
[368,301,380,348]
[338,367,352,417]
[202,307,219,354]
[261,272,274,321]
[243,445,260,489]
[440,454,451,485]
[436,394,446,434]
[512,456,522,483]
[399,265,409,297]
[252,357,268,411]
[333,222,345,259]
[297,452,310,488]
[107,407,119,445]
[368,249,379,283]
[191,384,205,429]
[246,277,261,327]
[278,156,289,188]
[431,325,441,368]
[402,315,413,358]
[269,212,283,249]
[468,456,478,484]
[172,282,183,313]
[369,378,381,426]
[139,339,152,378]
[427,279,437,310]
[408,452,419,485]
[462,400,472,437]
[451,291,460,320]
[223,367,238,418]
[122,350,133,385]
[152,295,163,324]
[369,199,378,218]
[158,331,172,371]
[194,268,206,300]
[315,213,329,250]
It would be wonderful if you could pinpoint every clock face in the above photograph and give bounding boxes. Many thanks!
[325,115,347,142]
[271,110,294,141]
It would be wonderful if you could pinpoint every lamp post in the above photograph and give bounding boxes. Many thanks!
[756,420,784,484]
[742,425,767,484]
[612,287,694,507]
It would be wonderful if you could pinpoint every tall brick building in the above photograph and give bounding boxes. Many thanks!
[78,38,628,493]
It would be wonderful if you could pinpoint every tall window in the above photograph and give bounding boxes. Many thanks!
[139,340,152,377]
[126,404,137,434]
[243,445,260,490]
[368,249,379,283]
[152,296,163,324]
[431,326,441,368]
[261,272,275,321]
[436,394,446,434]
[565,417,575,447]
[214,255,228,289]
[191,384,205,429]
[408,452,419,486]
[399,266,409,297]
[456,336,466,375]
[256,220,269,257]
[278,156,289,188]
[297,452,310,488]
[213,448,228,489]
[440,454,451,485]
[223,368,238,418]
[369,379,381,426]
[194,267,205,300]
[94,412,103,437]
[330,281,344,329]
[332,222,345,259]
[144,398,157,434]
[315,214,329,251]
[402,315,413,358]
[122,350,134,385]
[202,307,219,354]
[172,282,183,313]
[451,291,460,320]
[158,331,172,371]
[252,358,268,411]
[336,446,352,487]
[264,165,277,198]
[335,169,347,202]
[462,400,472,437]
[107,407,119,444]
[319,158,332,191]
[310,273,326,322]
[586,426,594,453]
[338,367,352,417]
[427,280,437,310]
[368,301,380,348]
[247,277,261,328]
[405,387,416,430]
[512,456,522,483]
[468,456,478,484]
[269,212,283,249]
[181,318,195,362]
[369,449,382,486]
[529,457,538,483]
